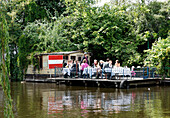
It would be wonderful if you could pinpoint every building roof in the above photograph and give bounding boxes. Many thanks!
[38,50,84,56]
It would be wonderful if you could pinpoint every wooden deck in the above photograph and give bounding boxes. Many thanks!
[25,77,162,89]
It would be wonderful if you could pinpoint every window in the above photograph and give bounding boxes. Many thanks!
[71,56,76,60]
[78,57,81,61]
[63,56,68,60]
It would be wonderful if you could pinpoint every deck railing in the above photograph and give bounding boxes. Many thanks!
[27,66,169,80]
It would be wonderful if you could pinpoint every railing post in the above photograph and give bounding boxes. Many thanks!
[143,67,145,79]
[147,67,149,78]
[123,69,124,80]
[153,68,155,78]
[111,68,112,80]
[91,68,92,79]
[54,66,56,78]
[130,68,132,79]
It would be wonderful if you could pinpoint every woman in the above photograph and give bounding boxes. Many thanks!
[80,59,89,77]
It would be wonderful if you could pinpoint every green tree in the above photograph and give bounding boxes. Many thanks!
[144,36,170,78]
[4,0,67,81]
[36,0,66,18]
[0,1,14,117]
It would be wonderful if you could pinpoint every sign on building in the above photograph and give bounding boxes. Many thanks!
[48,55,63,69]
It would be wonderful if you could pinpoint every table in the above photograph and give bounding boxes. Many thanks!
[105,67,131,79]
[83,68,98,78]
[63,67,131,79]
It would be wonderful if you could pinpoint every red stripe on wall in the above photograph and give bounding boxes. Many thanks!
[49,55,63,60]
[49,64,63,69]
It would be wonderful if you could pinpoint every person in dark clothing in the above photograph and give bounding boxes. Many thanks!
[103,58,110,69]
[63,60,67,68]
[98,60,104,78]
[103,58,110,79]
[99,60,104,69]
[80,52,89,65]
[70,60,79,78]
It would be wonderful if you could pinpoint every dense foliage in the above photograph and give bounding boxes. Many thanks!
[1,0,170,80]
[0,1,14,117]
[145,36,170,78]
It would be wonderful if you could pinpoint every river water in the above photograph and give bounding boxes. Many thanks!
[0,82,170,118]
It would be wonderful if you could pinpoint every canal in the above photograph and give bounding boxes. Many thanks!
[0,82,170,118]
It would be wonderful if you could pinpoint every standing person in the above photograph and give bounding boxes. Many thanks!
[115,60,120,67]
[81,52,89,65]
[80,59,89,78]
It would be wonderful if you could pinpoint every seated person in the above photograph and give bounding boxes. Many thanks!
[80,59,89,78]
[64,60,73,78]
[92,59,98,68]
[92,59,100,78]
[115,60,120,67]
[105,60,113,79]
[70,60,79,78]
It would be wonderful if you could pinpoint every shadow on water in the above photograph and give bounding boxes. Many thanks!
[1,82,170,118]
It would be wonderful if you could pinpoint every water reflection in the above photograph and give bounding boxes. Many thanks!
[46,91,132,115]
[1,82,170,118]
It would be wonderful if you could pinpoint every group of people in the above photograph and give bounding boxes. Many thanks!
[64,52,120,79]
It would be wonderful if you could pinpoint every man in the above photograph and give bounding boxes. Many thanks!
[80,52,89,64]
